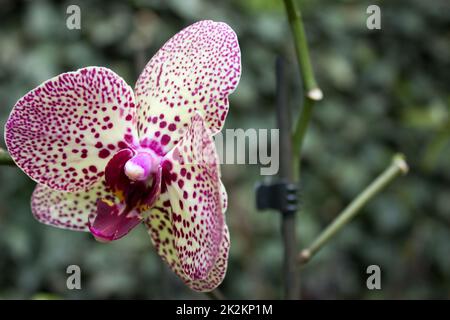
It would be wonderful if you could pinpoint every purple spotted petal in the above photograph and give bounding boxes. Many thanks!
[185,225,230,291]
[31,180,113,231]
[134,20,241,153]
[220,182,228,213]
[144,113,227,289]
[5,67,138,192]
[162,113,223,279]
[144,194,230,292]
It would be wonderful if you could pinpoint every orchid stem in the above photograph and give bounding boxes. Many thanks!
[299,154,409,264]
[283,0,322,173]
[205,289,225,300]
[0,149,14,166]
[280,0,321,300]
[292,98,314,177]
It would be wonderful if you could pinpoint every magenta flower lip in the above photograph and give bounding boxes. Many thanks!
[88,199,141,242]
[5,20,241,292]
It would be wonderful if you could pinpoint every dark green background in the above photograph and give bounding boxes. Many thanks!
[0,0,449,299]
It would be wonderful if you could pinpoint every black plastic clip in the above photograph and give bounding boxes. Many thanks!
[255,180,299,214]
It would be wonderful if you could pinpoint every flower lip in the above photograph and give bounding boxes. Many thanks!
[88,199,141,242]
[90,148,163,242]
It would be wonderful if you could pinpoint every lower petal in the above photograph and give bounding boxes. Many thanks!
[161,113,224,280]
[31,180,112,231]
[186,225,230,291]
[144,192,230,291]
[143,114,229,291]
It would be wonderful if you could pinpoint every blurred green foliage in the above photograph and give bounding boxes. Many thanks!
[0,0,449,299]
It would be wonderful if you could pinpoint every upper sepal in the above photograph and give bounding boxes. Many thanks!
[134,20,241,153]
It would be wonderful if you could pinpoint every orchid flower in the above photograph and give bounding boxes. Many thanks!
[4,20,241,292]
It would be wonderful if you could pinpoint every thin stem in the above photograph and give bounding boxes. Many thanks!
[281,0,321,299]
[299,154,409,264]
[292,98,313,177]
[205,289,225,300]
[0,149,14,166]
[283,0,323,162]
[283,0,320,94]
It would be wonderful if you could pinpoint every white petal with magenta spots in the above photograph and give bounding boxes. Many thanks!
[186,224,230,291]
[135,20,241,153]
[5,67,138,192]
[31,180,113,231]
[162,113,224,280]
[220,181,228,213]
[144,113,229,290]
[145,193,230,292]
